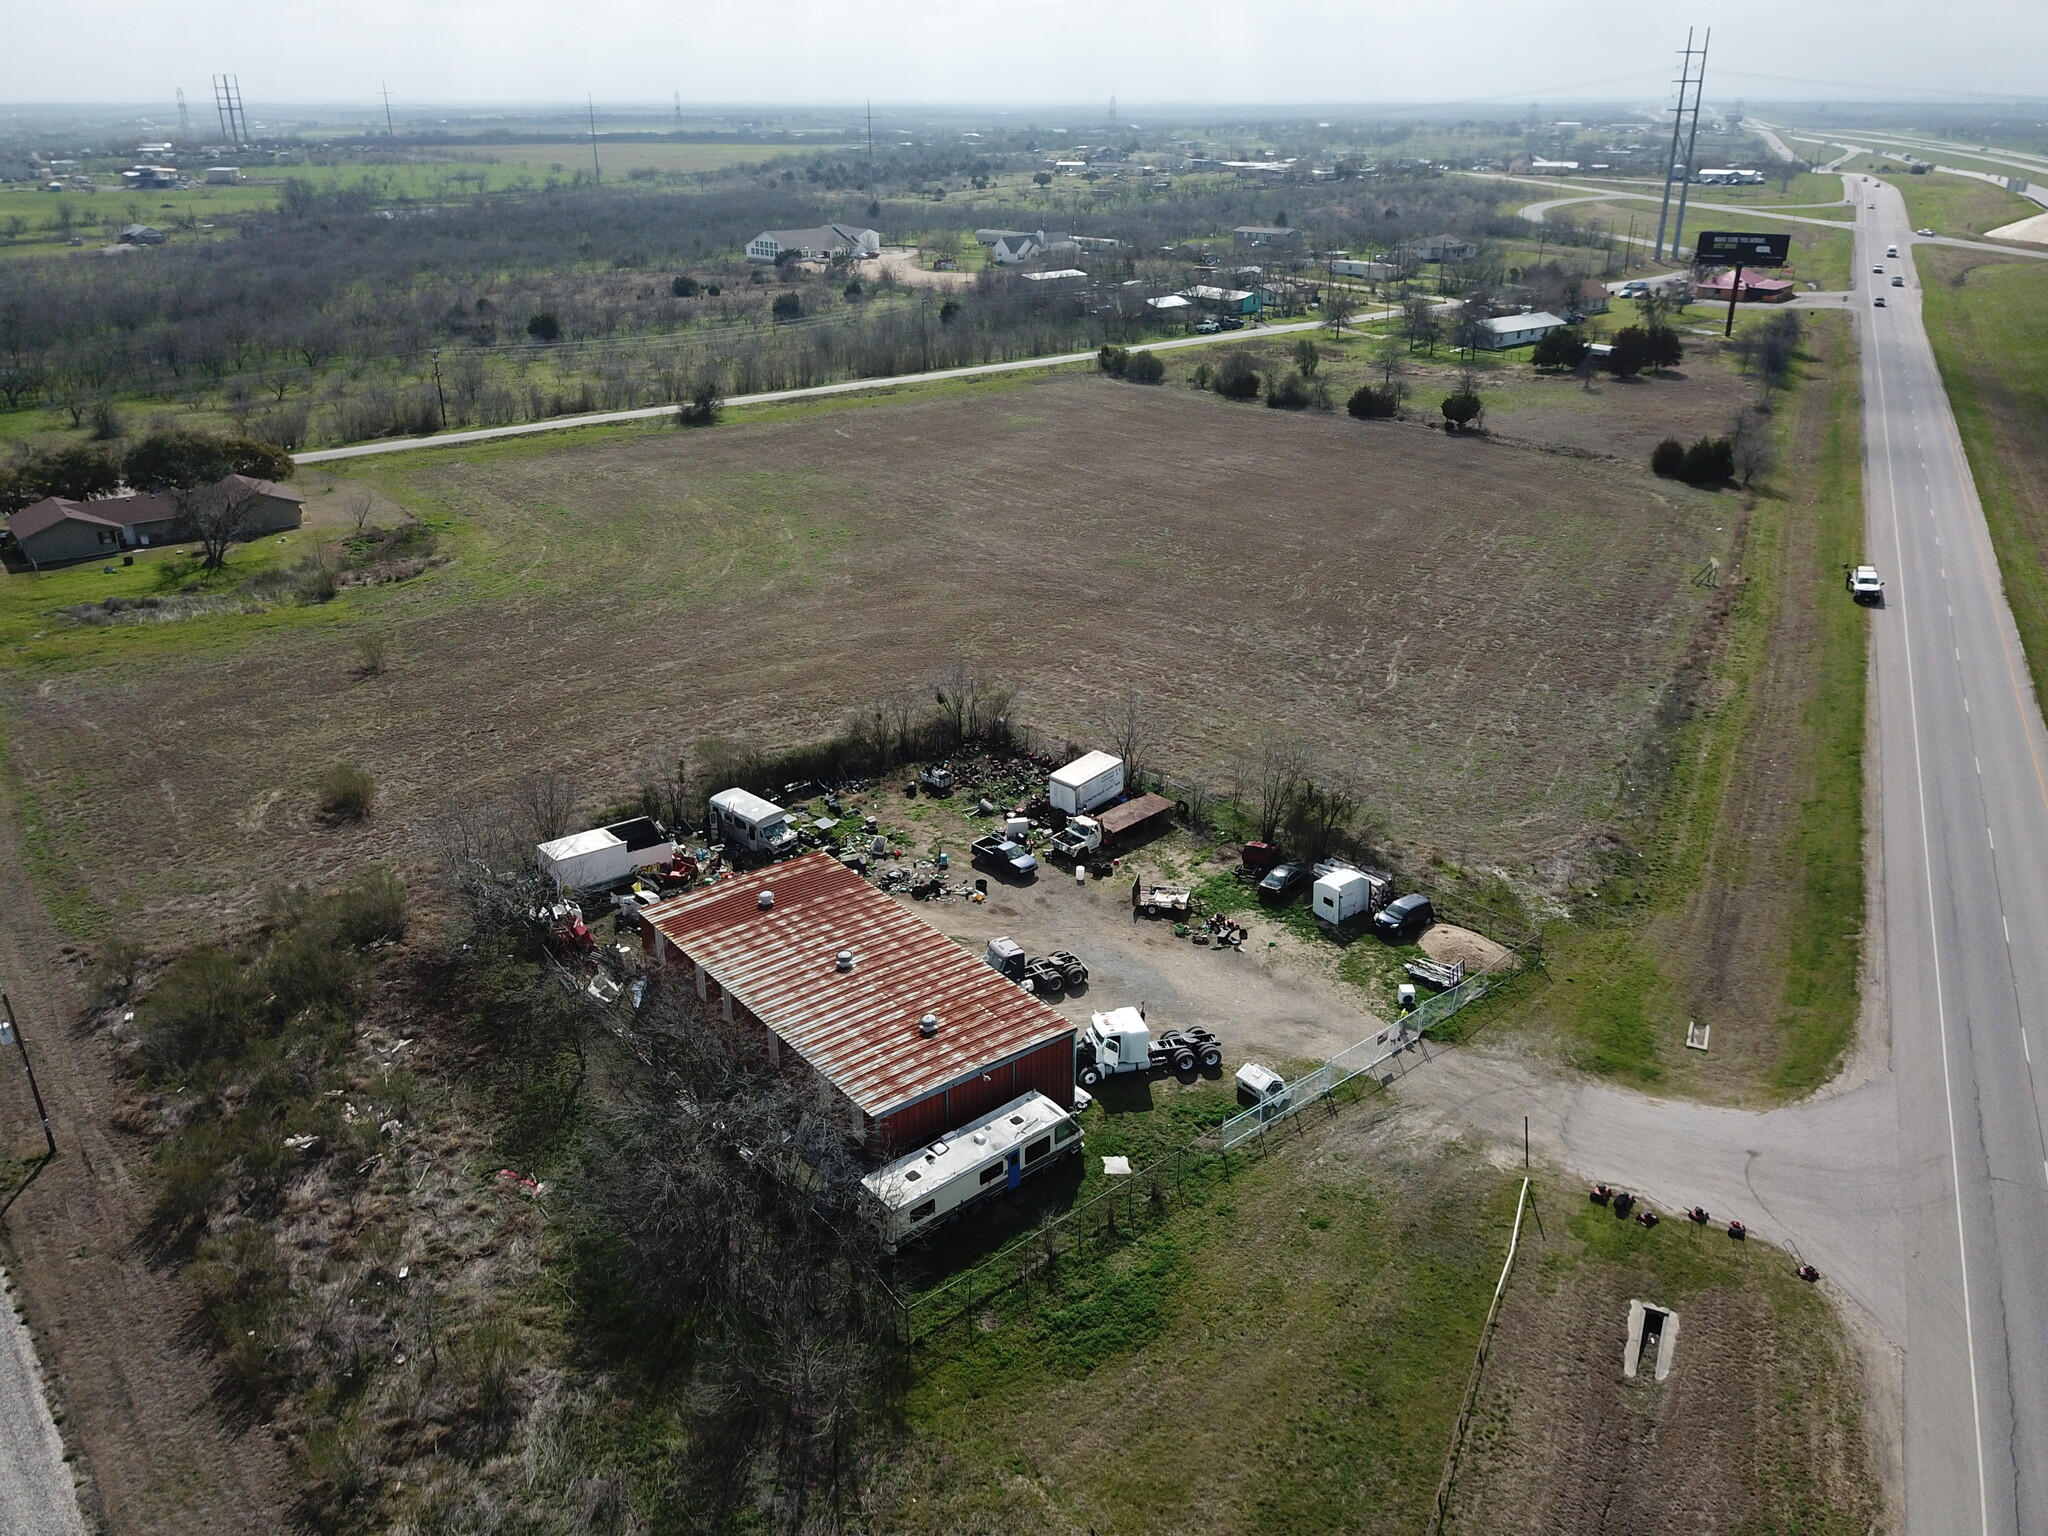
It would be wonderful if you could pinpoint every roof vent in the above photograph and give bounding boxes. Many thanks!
[836,949,855,973]
[919,1012,939,1038]
[757,890,774,910]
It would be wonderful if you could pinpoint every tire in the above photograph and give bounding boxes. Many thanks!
[1200,1045,1222,1070]
[1173,1048,1196,1074]
[1079,1065,1102,1089]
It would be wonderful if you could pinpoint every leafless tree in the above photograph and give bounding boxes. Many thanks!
[177,478,266,570]
[1252,735,1308,844]
[1285,777,1358,864]
[511,769,581,846]
[342,485,375,535]
[1373,334,1409,397]
[1731,409,1778,487]
[1098,688,1159,791]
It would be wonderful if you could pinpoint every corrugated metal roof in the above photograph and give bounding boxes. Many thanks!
[644,854,1072,1120]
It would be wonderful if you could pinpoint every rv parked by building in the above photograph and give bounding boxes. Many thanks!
[861,1091,1083,1246]
[708,788,800,862]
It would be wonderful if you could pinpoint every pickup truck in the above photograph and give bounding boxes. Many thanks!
[1847,565,1885,605]
[1048,817,1102,862]
[971,835,1038,879]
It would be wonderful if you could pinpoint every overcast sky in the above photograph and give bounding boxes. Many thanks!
[5,0,2045,111]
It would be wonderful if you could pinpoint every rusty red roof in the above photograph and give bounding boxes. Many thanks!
[643,853,1072,1120]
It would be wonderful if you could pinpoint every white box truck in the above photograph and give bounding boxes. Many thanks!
[1049,751,1125,815]
[861,1091,1084,1247]
[708,788,799,862]
[536,817,675,891]
[1312,866,1386,927]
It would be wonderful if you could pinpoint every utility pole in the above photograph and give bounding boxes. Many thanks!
[673,91,683,131]
[381,81,396,139]
[1670,28,1711,266]
[429,349,447,431]
[1,994,56,1161]
[1651,30,1703,262]
[587,96,602,183]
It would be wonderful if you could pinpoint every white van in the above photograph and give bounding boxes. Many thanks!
[1886,244,1899,258]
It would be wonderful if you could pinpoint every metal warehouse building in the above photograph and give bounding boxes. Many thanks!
[640,854,1076,1158]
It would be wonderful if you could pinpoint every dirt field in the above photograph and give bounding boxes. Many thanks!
[3,372,1739,942]
[1441,1195,1880,1534]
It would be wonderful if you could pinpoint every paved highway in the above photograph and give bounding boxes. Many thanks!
[1859,173,2048,1536]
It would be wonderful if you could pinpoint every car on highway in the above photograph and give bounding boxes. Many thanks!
[1872,264,1886,274]
[1847,564,1885,604]
[1873,294,1887,306]
[1886,244,1899,258]
[1891,275,1905,286]
[1915,226,1935,236]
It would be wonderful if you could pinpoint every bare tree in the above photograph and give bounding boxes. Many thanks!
[1401,293,1440,356]
[177,478,265,570]
[1373,333,1410,397]
[1252,735,1308,844]
[1285,777,1358,863]
[342,485,375,535]
[1730,409,1778,487]
[1098,688,1159,791]
[511,770,581,847]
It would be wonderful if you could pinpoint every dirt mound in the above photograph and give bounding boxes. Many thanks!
[1422,923,1517,974]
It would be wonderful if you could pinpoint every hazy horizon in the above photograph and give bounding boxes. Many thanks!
[5,0,2046,113]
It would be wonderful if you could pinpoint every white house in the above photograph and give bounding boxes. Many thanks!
[1411,234,1478,263]
[1479,311,1568,349]
[745,223,882,263]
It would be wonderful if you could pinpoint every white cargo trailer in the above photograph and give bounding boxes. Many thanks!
[862,1091,1083,1246]
[537,817,675,891]
[1312,867,1385,927]
[708,787,799,861]
[1049,751,1125,815]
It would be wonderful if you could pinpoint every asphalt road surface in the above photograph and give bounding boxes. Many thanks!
[1859,173,2048,1536]
[0,1262,85,1536]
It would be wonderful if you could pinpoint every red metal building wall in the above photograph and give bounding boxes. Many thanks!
[874,1035,1075,1157]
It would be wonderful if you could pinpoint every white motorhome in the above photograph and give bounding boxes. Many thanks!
[707,788,799,861]
[1049,751,1125,815]
[862,1091,1083,1245]
[536,817,675,890]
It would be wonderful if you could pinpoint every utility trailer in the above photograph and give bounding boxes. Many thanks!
[861,1091,1084,1248]
[536,818,676,892]
[1405,955,1466,990]
[1131,879,1192,918]
[1076,1006,1223,1087]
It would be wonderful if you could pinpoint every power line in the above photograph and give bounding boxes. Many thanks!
[381,82,396,139]
[588,96,602,183]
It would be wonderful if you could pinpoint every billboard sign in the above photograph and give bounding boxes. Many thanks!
[1695,230,1792,267]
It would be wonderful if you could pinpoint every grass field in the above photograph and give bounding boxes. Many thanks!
[1450,314,1868,1102]
[1918,248,2048,718]
[1864,166,2039,239]
[1567,200,1853,290]
[0,367,1749,942]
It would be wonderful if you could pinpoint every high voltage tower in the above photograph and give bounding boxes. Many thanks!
[211,73,249,146]
[176,86,190,138]
[1652,27,1710,262]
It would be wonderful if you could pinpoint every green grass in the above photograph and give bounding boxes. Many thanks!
[1919,249,2048,725]
[881,1146,1521,1535]
[1878,167,2037,239]
[1524,314,1866,1096]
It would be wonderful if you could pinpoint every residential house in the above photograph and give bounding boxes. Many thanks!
[1233,225,1301,247]
[1018,268,1087,290]
[119,224,165,245]
[6,476,304,568]
[744,223,882,263]
[1478,311,1568,349]
[1411,234,1478,263]
[1183,284,1262,316]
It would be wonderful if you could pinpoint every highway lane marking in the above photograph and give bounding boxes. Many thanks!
[1876,327,1997,1536]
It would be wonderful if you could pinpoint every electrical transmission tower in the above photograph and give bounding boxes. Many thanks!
[1651,28,1710,263]
[176,87,190,138]
[211,74,249,146]
[381,82,396,138]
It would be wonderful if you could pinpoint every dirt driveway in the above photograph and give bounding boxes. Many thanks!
[899,870,1390,1072]
[870,247,976,290]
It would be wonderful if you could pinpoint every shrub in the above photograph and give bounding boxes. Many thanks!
[137,946,263,1071]
[670,274,700,297]
[1347,384,1400,419]
[1650,437,1686,477]
[771,291,803,321]
[1678,435,1734,485]
[842,279,863,300]
[939,299,961,324]
[1266,371,1313,410]
[1441,392,1484,431]
[1097,345,1130,377]
[1532,327,1590,371]
[318,764,376,822]
[1215,353,1261,401]
[1125,350,1165,384]
[122,432,294,493]
[525,311,561,342]
[1607,326,1651,379]
[1647,325,1685,370]
[676,376,722,427]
